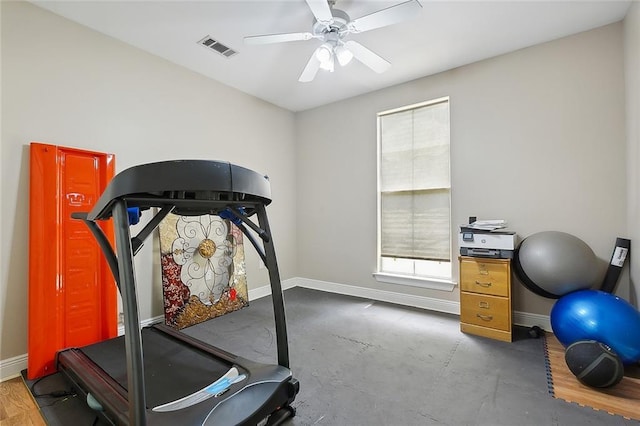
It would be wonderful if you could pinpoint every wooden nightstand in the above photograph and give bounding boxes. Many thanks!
[459,256,512,342]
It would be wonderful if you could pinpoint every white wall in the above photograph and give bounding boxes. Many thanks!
[625,1,640,306]
[295,23,627,316]
[0,0,5,368]
[0,2,297,363]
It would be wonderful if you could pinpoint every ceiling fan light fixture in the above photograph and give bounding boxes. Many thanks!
[319,54,335,72]
[315,43,333,62]
[316,43,335,72]
[335,45,353,66]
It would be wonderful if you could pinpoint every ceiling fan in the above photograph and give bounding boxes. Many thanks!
[244,0,423,82]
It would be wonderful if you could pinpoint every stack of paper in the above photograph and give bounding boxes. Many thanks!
[460,220,508,232]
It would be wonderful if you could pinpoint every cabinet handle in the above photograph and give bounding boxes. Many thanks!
[478,264,489,275]
[475,281,492,287]
[476,313,493,321]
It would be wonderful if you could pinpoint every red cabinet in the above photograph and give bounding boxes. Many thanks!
[28,143,117,379]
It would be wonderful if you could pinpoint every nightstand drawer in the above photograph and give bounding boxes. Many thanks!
[460,292,510,332]
[460,258,510,297]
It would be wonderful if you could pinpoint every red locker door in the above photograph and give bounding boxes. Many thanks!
[28,143,117,379]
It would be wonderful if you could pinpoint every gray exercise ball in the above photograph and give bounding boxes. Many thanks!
[514,231,599,299]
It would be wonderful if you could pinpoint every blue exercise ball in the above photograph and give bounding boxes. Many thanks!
[514,231,599,299]
[551,290,640,364]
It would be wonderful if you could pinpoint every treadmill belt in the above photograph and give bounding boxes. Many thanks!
[80,327,232,408]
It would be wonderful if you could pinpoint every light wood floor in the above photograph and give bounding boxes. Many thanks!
[0,377,46,426]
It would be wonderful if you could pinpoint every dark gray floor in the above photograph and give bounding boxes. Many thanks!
[29,287,637,425]
[184,287,637,426]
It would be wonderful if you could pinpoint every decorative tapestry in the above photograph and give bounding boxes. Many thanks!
[159,213,248,329]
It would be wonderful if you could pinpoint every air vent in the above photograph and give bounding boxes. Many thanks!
[198,36,237,58]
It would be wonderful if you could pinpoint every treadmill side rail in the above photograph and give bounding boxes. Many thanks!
[56,348,129,425]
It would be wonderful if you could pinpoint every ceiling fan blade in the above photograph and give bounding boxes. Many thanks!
[305,0,334,25]
[244,32,314,45]
[344,40,391,73]
[299,49,322,82]
[348,0,422,33]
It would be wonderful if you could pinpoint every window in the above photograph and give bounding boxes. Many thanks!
[375,97,452,289]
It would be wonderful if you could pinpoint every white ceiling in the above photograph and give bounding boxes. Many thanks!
[31,0,632,112]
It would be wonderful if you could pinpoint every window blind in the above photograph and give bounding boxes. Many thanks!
[379,100,450,261]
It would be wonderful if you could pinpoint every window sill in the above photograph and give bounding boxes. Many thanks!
[372,272,457,292]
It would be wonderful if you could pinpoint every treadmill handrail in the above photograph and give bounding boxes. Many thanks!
[86,160,272,220]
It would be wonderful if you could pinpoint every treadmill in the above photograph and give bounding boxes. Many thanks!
[56,160,299,425]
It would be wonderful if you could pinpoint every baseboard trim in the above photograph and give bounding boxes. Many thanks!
[513,310,551,332]
[117,315,165,336]
[0,354,27,381]
[292,277,461,315]
[248,278,298,300]
[1,277,550,382]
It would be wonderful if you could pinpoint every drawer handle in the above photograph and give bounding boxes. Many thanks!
[476,313,493,321]
[475,280,492,287]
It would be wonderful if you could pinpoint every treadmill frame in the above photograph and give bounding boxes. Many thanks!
[63,160,295,425]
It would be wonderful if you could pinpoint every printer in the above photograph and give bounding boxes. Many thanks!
[459,220,517,259]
